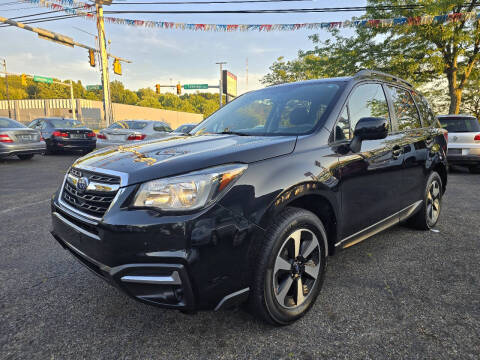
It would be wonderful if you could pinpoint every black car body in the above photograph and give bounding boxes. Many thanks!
[28,117,96,154]
[50,70,448,324]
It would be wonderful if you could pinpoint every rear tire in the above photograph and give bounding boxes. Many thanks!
[468,166,480,174]
[406,171,443,230]
[17,154,34,160]
[248,207,327,325]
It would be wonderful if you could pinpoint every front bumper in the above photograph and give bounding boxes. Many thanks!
[0,141,46,157]
[50,182,258,311]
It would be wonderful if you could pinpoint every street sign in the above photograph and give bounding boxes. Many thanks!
[33,75,53,84]
[86,85,103,91]
[184,84,209,90]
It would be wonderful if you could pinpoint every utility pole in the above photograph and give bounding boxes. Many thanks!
[2,59,11,118]
[246,58,248,92]
[69,80,76,120]
[95,1,112,126]
[216,62,226,108]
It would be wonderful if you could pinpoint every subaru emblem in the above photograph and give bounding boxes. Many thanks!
[77,177,89,193]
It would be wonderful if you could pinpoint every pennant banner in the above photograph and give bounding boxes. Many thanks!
[24,0,480,32]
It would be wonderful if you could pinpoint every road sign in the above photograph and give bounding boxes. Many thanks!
[222,71,237,97]
[86,85,103,91]
[184,84,209,90]
[33,75,53,84]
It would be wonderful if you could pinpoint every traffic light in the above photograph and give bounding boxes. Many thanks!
[113,58,122,75]
[88,49,95,67]
[155,84,160,94]
[176,83,181,95]
[21,74,27,86]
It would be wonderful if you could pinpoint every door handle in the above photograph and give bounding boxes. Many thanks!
[392,146,403,159]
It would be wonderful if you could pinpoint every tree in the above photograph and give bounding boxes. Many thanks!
[262,0,480,114]
[461,73,480,119]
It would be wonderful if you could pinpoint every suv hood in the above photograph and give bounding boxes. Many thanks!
[73,134,297,185]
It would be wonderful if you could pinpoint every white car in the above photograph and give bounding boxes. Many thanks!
[96,120,173,149]
[438,114,480,173]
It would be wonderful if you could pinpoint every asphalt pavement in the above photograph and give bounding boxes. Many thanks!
[1,154,479,360]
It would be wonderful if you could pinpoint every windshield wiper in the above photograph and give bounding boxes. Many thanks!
[216,131,250,136]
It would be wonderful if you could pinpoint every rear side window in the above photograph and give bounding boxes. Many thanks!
[411,92,437,127]
[439,117,480,132]
[387,86,421,130]
[334,83,390,141]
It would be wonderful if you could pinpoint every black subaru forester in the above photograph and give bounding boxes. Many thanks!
[51,70,448,325]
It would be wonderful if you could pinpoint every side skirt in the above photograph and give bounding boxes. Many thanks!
[335,200,423,249]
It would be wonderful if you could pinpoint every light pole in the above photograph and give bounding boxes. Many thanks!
[216,62,226,108]
[95,1,112,126]
[2,58,12,118]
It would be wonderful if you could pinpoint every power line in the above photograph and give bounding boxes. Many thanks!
[0,14,85,27]
[102,4,478,15]
[8,7,85,20]
[111,0,313,4]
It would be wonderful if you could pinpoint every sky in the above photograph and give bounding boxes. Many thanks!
[0,0,366,95]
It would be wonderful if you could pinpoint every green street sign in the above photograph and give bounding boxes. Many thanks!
[33,75,53,84]
[86,85,103,91]
[183,84,209,90]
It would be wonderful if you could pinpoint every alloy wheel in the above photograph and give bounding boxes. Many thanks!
[272,228,321,309]
[426,179,441,225]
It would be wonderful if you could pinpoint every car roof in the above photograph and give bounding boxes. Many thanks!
[437,114,477,119]
[265,69,414,91]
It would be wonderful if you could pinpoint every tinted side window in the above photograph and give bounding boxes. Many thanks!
[387,86,421,130]
[348,83,390,135]
[28,120,38,128]
[411,92,436,127]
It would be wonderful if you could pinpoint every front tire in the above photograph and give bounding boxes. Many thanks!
[468,165,480,174]
[407,171,443,230]
[17,154,34,160]
[249,207,327,325]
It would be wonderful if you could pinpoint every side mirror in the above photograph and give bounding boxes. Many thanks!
[350,117,389,152]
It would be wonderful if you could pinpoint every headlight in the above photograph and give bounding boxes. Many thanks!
[132,164,247,211]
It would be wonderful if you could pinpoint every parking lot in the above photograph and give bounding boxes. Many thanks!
[1,153,479,360]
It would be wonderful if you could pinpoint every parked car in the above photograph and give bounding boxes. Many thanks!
[438,114,480,173]
[96,120,173,148]
[0,117,46,160]
[28,117,96,154]
[172,123,196,134]
[50,70,448,325]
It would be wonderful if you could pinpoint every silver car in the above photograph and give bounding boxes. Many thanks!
[438,114,480,173]
[0,117,46,160]
[96,120,173,149]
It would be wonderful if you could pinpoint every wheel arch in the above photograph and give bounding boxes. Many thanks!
[433,162,447,193]
[286,194,338,257]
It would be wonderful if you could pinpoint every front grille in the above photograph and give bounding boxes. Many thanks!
[61,168,120,217]
[69,168,120,185]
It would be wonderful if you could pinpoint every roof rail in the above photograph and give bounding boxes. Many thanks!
[354,69,414,88]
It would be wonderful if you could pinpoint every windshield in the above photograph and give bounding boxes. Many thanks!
[439,117,480,132]
[0,117,26,128]
[191,82,343,136]
[49,119,83,128]
[108,121,148,130]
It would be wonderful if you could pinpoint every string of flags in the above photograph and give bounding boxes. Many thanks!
[25,0,480,32]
